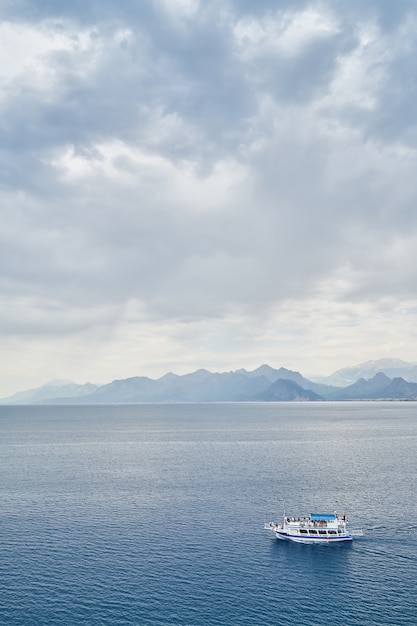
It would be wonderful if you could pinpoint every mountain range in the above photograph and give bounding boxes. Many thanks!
[1,358,417,404]
[315,358,417,387]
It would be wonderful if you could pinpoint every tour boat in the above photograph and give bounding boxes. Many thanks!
[264,512,361,543]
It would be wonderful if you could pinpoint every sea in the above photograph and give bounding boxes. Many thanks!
[0,401,416,625]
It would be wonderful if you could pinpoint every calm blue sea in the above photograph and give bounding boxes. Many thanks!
[0,402,416,625]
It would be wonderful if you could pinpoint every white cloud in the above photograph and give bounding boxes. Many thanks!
[323,23,383,110]
[0,20,102,105]
[51,140,248,210]
[157,0,201,20]
[0,21,70,79]
[234,7,338,60]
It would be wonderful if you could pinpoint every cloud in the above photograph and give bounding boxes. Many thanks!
[1,0,417,394]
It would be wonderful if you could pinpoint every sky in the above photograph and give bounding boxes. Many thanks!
[1,0,417,395]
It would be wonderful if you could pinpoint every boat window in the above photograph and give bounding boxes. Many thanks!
[328,530,337,535]
[309,529,318,534]
[318,530,327,535]
[299,529,308,534]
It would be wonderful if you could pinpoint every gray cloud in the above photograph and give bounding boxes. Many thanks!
[1,0,417,393]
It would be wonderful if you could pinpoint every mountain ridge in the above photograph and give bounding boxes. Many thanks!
[319,358,417,387]
[2,359,417,404]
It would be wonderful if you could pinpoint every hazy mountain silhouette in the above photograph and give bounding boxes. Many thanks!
[333,372,417,400]
[2,361,417,404]
[320,358,417,386]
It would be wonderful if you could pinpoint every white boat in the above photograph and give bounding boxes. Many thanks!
[264,512,362,543]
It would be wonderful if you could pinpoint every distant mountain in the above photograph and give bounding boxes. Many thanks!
[72,369,273,403]
[2,361,417,404]
[3,366,324,404]
[240,365,337,397]
[323,359,417,386]
[383,377,417,399]
[0,380,99,404]
[255,379,323,401]
[333,373,417,400]
[242,364,300,382]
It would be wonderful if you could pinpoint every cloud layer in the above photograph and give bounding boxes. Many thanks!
[1,0,417,393]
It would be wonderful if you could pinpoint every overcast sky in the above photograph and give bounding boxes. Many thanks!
[1,0,417,395]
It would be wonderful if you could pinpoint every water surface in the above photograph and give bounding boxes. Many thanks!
[0,402,416,625]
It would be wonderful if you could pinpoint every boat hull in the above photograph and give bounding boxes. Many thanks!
[275,531,352,543]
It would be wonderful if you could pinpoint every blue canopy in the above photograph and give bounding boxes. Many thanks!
[310,513,336,521]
